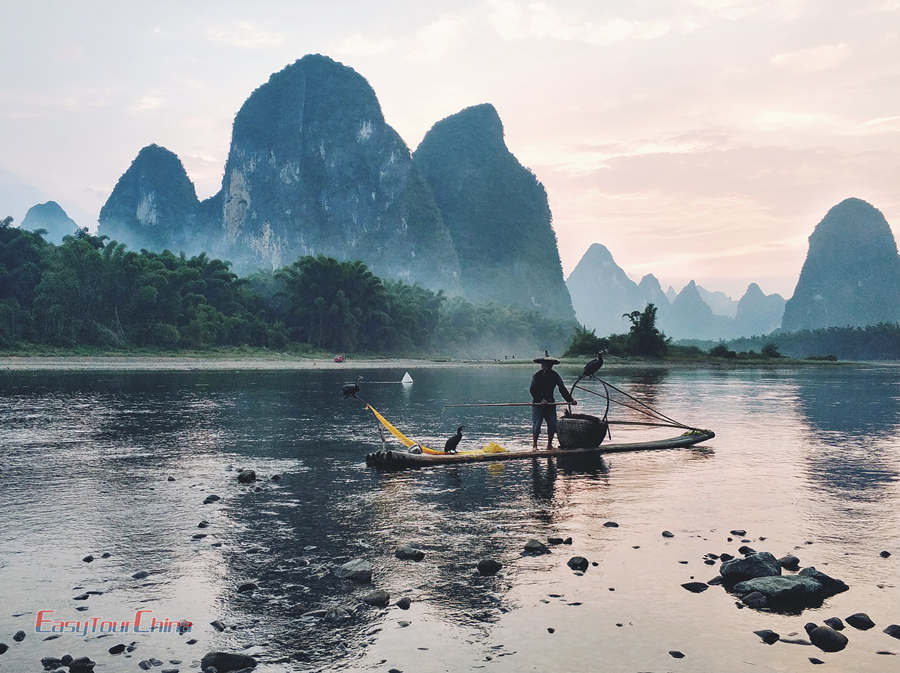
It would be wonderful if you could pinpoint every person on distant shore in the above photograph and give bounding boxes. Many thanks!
[530,352,576,449]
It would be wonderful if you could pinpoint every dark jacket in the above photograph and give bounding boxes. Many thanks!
[530,369,575,404]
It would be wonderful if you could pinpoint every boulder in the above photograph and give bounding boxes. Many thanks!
[777,554,800,570]
[237,470,256,484]
[808,625,848,652]
[363,590,390,607]
[823,617,844,631]
[395,544,425,561]
[720,552,781,584]
[524,539,550,555]
[69,658,96,673]
[567,557,589,571]
[200,651,257,672]
[741,591,769,609]
[336,559,373,583]
[477,559,502,575]
[732,575,824,607]
[846,613,875,630]
[798,567,849,597]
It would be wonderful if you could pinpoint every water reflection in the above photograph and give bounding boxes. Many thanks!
[794,368,900,498]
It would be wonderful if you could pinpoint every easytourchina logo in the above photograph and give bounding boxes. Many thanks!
[35,610,192,636]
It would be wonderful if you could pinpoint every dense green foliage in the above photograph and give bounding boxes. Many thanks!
[0,223,573,356]
[724,324,900,360]
[564,304,668,358]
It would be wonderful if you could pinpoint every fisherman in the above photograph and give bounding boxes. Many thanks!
[530,352,576,449]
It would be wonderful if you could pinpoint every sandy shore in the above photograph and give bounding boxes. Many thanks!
[0,355,524,371]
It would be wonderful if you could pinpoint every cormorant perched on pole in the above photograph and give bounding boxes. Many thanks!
[582,352,604,378]
[444,425,464,454]
[342,376,364,398]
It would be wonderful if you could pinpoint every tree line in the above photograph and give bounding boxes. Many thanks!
[0,220,574,355]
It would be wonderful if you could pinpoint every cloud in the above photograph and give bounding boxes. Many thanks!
[414,14,467,59]
[129,94,164,113]
[487,0,671,45]
[864,114,900,127]
[207,22,284,49]
[771,43,850,72]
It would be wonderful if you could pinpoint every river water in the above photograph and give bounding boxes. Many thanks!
[0,364,898,673]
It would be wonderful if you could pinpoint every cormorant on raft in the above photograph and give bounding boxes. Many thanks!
[342,376,364,398]
[444,425,464,454]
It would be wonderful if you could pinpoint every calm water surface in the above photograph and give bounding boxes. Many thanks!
[0,364,899,672]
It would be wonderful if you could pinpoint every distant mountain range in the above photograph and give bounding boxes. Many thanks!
[9,54,900,339]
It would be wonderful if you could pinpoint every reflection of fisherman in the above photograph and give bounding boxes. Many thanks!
[530,352,576,449]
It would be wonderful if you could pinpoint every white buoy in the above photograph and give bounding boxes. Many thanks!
[401,372,413,385]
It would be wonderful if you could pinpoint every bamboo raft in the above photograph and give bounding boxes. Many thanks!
[365,428,715,469]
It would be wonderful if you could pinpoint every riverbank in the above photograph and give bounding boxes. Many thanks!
[0,354,862,371]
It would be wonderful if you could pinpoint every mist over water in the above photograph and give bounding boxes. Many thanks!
[1,365,898,672]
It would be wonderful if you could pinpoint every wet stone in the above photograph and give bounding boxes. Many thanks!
[881,550,891,558]
[883,625,900,639]
[395,597,411,610]
[395,544,425,561]
[108,643,126,654]
[662,531,675,538]
[202,494,220,504]
[477,559,502,575]
[547,536,564,545]
[730,529,747,536]
[82,555,94,563]
[603,521,619,527]
[69,658,96,673]
[669,650,685,658]
[237,469,256,484]
[681,582,708,593]
[809,625,848,652]
[12,631,25,642]
[809,657,824,664]
[823,617,844,631]
[777,554,800,570]
[199,651,257,672]
[363,590,390,607]
[846,613,875,630]
[524,539,550,555]
[0,643,7,655]
[236,582,257,594]
[567,556,589,571]
[754,630,779,645]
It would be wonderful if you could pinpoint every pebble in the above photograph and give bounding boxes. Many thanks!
[669,650,685,658]
[662,531,674,538]
[524,539,550,555]
[363,590,390,607]
[603,521,619,527]
[477,559,502,575]
[547,536,564,545]
[681,582,708,593]
[881,550,891,558]
[395,597,411,610]
[108,644,126,654]
[567,556,589,571]
[0,643,7,654]
[547,627,555,633]
[82,555,94,563]
[884,625,900,639]
[202,494,220,504]
[823,617,844,631]
[132,570,150,580]
[809,657,824,664]
[395,544,425,561]
[730,529,747,536]
[754,629,779,644]
[12,631,25,642]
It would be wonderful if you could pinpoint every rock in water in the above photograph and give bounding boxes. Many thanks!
[567,556,589,571]
[782,198,900,330]
[846,613,875,630]
[808,625,848,652]
[797,567,849,597]
[681,582,709,593]
[12,631,25,642]
[237,470,256,484]
[732,576,824,607]
[363,590,390,607]
[477,559,502,575]
[21,201,79,244]
[414,103,574,320]
[219,55,460,292]
[395,544,425,561]
[524,539,550,555]
[199,651,257,672]
[68,657,96,673]
[720,552,781,584]
[99,144,207,255]
[336,559,373,583]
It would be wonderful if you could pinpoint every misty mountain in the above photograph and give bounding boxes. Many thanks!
[782,198,900,331]
[638,274,670,309]
[696,285,737,317]
[565,243,644,335]
[21,201,79,244]
[665,286,677,303]
[98,144,206,255]
[664,280,731,339]
[734,282,785,336]
[216,54,460,292]
[414,103,574,320]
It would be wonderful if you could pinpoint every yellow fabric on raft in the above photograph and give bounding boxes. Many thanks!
[366,405,507,455]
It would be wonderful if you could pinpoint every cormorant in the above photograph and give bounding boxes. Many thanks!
[582,352,604,378]
[342,376,364,398]
[444,425,464,454]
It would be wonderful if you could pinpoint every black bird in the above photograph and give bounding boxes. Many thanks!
[444,425,464,454]
[342,376,364,398]
[582,352,604,378]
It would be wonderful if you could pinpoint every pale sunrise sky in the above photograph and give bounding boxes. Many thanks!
[2,0,899,298]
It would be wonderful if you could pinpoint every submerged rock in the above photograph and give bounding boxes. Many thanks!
[199,651,257,672]
[732,576,823,607]
[202,495,220,504]
[337,559,373,583]
[395,544,425,561]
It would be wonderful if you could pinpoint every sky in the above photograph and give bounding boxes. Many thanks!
[2,0,899,298]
